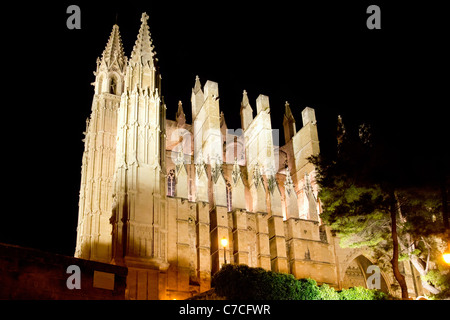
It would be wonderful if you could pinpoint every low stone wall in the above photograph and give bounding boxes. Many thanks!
[0,243,127,300]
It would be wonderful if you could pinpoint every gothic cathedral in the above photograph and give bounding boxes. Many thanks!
[75,13,424,300]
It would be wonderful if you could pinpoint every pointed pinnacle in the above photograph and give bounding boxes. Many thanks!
[176,101,185,118]
[241,90,250,108]
[100,24,126,70]
[193,75,202,94]
[141,12,149,23]
[177,100,184,113]
[130,12,155,66]
[284,101,295,121]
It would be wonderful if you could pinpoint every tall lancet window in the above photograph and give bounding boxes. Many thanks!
[226,182,232,212]
[167,169,176,197]
[110,76,118,95]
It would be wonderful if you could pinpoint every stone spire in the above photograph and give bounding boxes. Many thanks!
[193,75,202,94]
[283,101,296,143]
[99,24,126,71]
[130,12,156,66]
[176,101,186,126]
[284,101,295,121]
[191,75,204,121]
[241,90,250,108]
[240,90,253,131]
[76,26,126,262]
[125,12,160,94]
[220,111,227,129]
[110,12,167,273]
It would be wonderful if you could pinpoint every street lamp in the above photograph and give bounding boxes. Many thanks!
[221,237,228,265]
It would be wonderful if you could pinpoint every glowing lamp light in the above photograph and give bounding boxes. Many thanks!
[221,237,228,248]
[443,251,450,265]
[221,237,228,265]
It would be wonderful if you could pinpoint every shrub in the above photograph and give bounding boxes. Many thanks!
[212,264,387,300]
[338,286,388,300]
[318,284,340,300]
[295,278,322,300]
[212,264,306,300]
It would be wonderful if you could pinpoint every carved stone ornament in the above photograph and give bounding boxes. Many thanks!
[174,149,185,175]
[284,166,295,196]
[195,150,207,179]
[211,154,223,184]
[252,163,264,189]
[267,175,277,194]
[232,158,242,186]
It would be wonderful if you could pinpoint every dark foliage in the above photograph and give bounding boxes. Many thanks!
[212,264,387,300]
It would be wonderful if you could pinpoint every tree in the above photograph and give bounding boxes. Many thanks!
[395,187,448,296]
[311,117,448,299]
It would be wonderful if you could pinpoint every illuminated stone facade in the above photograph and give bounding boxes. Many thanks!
[75,13,423,300]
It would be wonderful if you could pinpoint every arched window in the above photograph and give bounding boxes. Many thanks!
[167,170,176,197]
[226,182,232,212]
[110,76,118,95]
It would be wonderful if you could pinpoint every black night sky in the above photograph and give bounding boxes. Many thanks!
[3,1,448,256]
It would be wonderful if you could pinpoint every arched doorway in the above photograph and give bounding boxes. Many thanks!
[342,255,389,294]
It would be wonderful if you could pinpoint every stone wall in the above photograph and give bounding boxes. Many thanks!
[0,243,127,300]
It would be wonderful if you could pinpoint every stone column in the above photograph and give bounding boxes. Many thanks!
[256,213,271,270]
[210,206,230,274]
[232,209,249,265]
[285,218,304,278]
[176,199,191,294]
[267,178,288,273]
[196,201,211,292]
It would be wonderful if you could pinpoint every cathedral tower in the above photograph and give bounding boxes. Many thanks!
[110,13,168,299]
[75,24,126,263]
